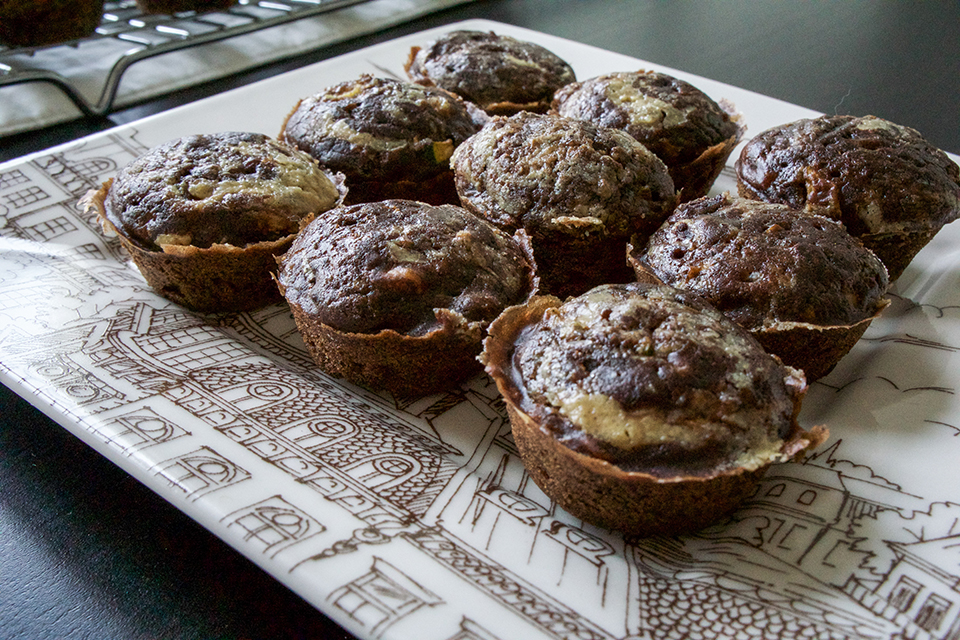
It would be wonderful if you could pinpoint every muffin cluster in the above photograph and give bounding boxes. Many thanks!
[82,26,960,537]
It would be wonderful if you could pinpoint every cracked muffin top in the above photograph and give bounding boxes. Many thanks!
[735,114,960,279]
[640,193,890,330]
[276,199,536,337]
[405,30,576,115]
[503,282,807,477]
[552,70,742,198]
[279,74,486,185]
[103,131,342,251]
[452,112,677,239]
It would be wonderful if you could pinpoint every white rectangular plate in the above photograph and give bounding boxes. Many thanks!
[2,19,960,640]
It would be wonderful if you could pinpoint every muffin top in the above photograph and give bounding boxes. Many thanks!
[103,131,343,251]
[640,193,890,330]
[552,70,740,168]
[276,199,535,337]
[405,30,576,115]
[452,112,677,239]
[507,282,805,476]
[735,114,960,238]
[279,74,486,184]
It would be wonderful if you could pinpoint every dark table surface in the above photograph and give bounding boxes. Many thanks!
[2,1,958,638]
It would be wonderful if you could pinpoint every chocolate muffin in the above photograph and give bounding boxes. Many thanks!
[279,74,487,205]
[634,193,890,380]
[83,131,345,313]
[0,0,104,47]
[276,199,537,397]
[135,0,234,14]
[452,112,678,298]
[552,70,743,201]
[736,114,960,281]
[481,283,827,537]
[405,29,576,116]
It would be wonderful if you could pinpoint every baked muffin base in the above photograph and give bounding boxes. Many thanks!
[532,231,637,299]
[752,312,888,382]
[859,228,941,283]
[288,305,483,398]
[674,131,742,202]
[119,234,292,313]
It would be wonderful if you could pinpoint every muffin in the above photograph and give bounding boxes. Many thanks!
[0,0,104,47]
[405,30,576,116]
[633,193,890,381]
[83,131,346,313]
[552,70,743,202]
[135,0,235,14]
[452,112,678,298]
[736,114,960,281]
[481,282,827,537]
[275,199,538,397]
[279,74,487,206]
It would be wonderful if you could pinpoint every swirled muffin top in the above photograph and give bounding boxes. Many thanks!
[452,112,677,239]
[405,30,576,115]
[735,115,960,272]
[279,74,486,185]
[552,70,741,190]
[509,282,806,476]
[641,194,889,330]
[103,131,342,251]
[276,199,535,337]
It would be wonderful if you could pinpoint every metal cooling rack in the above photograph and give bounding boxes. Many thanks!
[0,0,376,117]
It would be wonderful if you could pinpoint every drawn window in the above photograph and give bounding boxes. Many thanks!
[344,454,421,491]
[776,522,808,550]
[72,158,115,178]
[235,505,314,547]
[373,457,415,477]
[70,243,106,260]
[334,587,391,629]
[821,539,851,568]
[915,593,952,632]
[448,618,498,640]
[25,215,76,241]
[221,381,296,410]
[330,559,434,634]
[311,419,353,437]
[544,522,614,565]
[0,169,29,189]
[765,483,786,497]
[889,575,922,612]
[124,414,180,444]
[3,185,50,209]
[247,383,291,401]
[796,489,817,505]
[944,613,960,640]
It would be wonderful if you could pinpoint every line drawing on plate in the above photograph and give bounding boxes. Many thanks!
[3,125,960,640]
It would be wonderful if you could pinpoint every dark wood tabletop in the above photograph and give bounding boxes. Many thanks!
[2,1,958,638]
